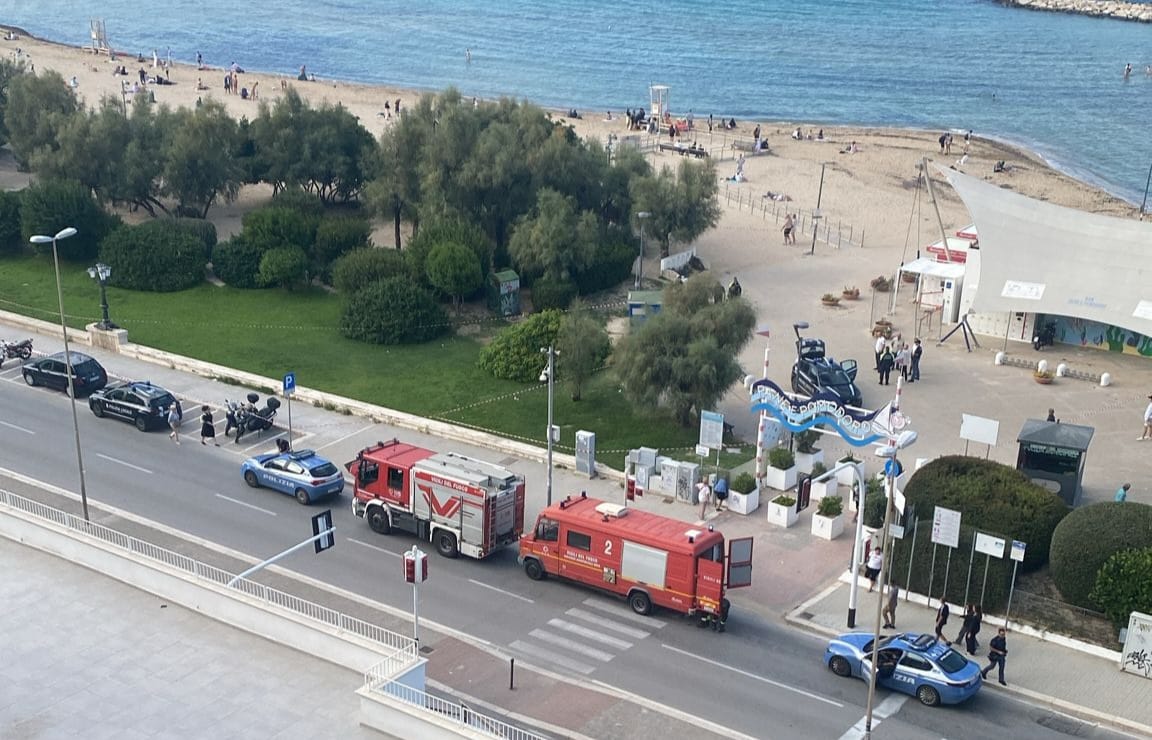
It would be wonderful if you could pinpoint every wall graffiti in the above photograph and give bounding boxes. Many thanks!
[1050,316,1152,357]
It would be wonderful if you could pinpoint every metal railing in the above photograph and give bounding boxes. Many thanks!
[363,666,549,740]
[720,182,864,249]
[0,486,419,658]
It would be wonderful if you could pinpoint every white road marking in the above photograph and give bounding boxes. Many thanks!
[95,453,153,474]
[213,493,277,516]
[564,608,651,640]
[509,640,595,675]
[837,694,909,740]
[347,538,400,557]
[315,422,378,452]
[662,644,844,708]
[529,629,615,662]
[547,618,634,650]
[581,597,667,628]
[468,578,534,603]
[0,420,35,434]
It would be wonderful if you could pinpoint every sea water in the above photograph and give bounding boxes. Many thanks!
[6,0,1152,204]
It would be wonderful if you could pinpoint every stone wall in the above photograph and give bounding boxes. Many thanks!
[1001,0,1152,23]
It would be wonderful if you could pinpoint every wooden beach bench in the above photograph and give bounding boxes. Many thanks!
[658,143,709,159]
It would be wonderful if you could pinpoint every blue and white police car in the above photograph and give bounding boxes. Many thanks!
[824,631,982,706]
[241,448,344,505]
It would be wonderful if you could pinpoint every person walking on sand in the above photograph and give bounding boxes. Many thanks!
[1116,483,1131,502]
[934,597,950,642]
[981,628,1008,685]
[1140,395,1152,440]
[877,346,895,386]
[866,546,884,592]
[200,405,219,446]
[167,404,181,445]
[782,213,794,245]
[910,338,923,382]
[882,583,899,629]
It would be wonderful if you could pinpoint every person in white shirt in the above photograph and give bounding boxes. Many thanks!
[874,335,887,371]
[696,480,712,519]
[866,546,884,592]
[1141,395,1152,440]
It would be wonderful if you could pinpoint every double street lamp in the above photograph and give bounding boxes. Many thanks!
[87,262,116,330]
[29,227,91,522]
[539,346,559,507]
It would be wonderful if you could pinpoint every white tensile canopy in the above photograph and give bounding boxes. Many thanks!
[937,166,1152,337]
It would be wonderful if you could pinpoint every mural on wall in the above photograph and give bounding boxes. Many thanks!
[1052,316,1152,356]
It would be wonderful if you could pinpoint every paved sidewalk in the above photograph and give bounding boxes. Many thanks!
[787,575,1152,737]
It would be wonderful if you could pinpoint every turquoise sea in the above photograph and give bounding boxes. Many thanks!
[6,0,1152,204]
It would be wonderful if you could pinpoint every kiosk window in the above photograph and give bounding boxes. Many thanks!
[536,518,558,542]
[566,531,592,551]
[387,466,404,490]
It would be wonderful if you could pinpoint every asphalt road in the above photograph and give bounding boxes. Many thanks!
[0,363,1132,740]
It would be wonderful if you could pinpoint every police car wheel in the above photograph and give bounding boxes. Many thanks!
[134,415,148,432]
[91,400,105,417]
[916,685,940,707]
[295,488,310,505]
[829,655,852,678]
[243,470,260,488]
[524,559,545,581]
[628,591,652,616]
[435,531,459,558]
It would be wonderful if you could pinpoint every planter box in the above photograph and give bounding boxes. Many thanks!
[812,513,845,540]
[727,487,760,515]
[795,449,825,475]
[763,464,798,491]
[767,498,798,528]
[811,477,839,500]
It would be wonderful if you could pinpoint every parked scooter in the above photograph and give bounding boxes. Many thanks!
[0,338,33,367]
[1032,321,1057,351]
[225,392,280,443]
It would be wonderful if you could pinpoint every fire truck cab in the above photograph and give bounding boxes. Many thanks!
[519,493,753,619]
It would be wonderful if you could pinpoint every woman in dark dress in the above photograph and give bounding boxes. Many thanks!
[200,405,218,446]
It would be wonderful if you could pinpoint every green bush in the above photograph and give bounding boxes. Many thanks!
[731,472,757,494]
[331,247,409,293]
[406,219,494,285]
[863,476,887,529]
[768,447,795,470]
[170,217,218,261]
[1090,547,1152,628]
[811,461,828,477]
[270,187,325,218]
[426,241,483,305]
[212,234,265,288]
[98,221,204,292]
[817,495,844,517]
[773,495,796,507]
[241,206,319,254]
[531,278,577,311]
[891,456,1068,609]
[1051,502,1152,608]
[340,277,449,345]
[573,239,636,294]
[477,310,562,382]
[795,429,821,453]
[258,246,309,289]
[0,190,22,255]
[21,179,119,261]
[313,216,371,276]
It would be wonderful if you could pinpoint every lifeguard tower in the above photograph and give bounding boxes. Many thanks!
[650,84,670,121]
[89,19,111,56]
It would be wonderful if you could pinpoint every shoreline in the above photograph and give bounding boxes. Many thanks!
[999,0,1152,23]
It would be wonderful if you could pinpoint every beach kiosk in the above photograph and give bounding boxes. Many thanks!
[487,269,521,317]
[1015,419,1094,507]
[650,84,670,121]
[627,290,663,325]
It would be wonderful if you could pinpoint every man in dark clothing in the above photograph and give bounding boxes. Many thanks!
[878,348,895,385]
[966,604,983,655]
[934,597,950,642]
[955,603,975,645]
[981,628,1008,685]
[910,338,923,382]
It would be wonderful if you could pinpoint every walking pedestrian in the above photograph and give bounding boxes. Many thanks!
[782,213,794,245]
[882,583,899,628]
[866,546,884,592]
[966,604,983,655]
[955,603,976,645]
[697,479,712,519]
[877,346,895,385]
[1047,408,1057,422]
[1116,483,1131,502]
[934,596,950,641]
[713,476,729,511]
[874,335,887,370]
[200,405,219,446]
[910,338,923,382]
[1140,394,1152,440]
[981,628,1008,685]
[167,403,181,445]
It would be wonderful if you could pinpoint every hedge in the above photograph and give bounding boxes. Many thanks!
[98,221,205,292]
[212,234,266,288]
[170,217,218,261]
[339,277,449,345]
[1051,502,1152,609]
[331,247,410,294]
[313,216,371,276]
[477,310,562,382]
[1089,547,1152,628]
[573,239,636,294]
[21,178,120,261]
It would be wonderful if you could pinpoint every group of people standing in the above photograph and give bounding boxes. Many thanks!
[874,336,922,385]
[935,598,1008,684]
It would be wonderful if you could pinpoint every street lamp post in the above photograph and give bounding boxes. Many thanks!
[635,211,651,288]
[87,262,116,330]
[29,227,90,522]
[1140,159,1152,221]
[809,162,827,255]
[845,459,869,629]
[539,346,558,507]
[863,427,918,740]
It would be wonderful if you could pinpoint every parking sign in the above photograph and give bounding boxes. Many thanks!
[283,372,296,395]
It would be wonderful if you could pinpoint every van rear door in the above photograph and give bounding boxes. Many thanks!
[726,536,754,588]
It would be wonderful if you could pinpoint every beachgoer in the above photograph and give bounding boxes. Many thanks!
[939,132,947,153]
[251,81,259,99]
[1140,394,1152,440]
[782,213,794,245]
[298,64,308,81]
[196,50,202,68]
[735,153,745,178]
[466,48,471,63]
[224,73,231,94]
[1124,62,1132,79]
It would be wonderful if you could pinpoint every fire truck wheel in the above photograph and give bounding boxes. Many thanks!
[367,508,391,535]
[628,590,653,616]
[435,530,459,558]
[524,558,545,581]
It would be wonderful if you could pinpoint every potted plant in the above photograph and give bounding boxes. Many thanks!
[842,285,860,300]
[794,429,824,473]
[870,275,892,292]
[727,471,760,515]
[810,460,839,500]
[836,453,864,488]
[1033,369,1055,385]
[811,494,845,540]
[821,293,841,306]
[764,446,797,491]
[767,494,798,528]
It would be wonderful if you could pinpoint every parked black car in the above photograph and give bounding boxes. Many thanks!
[22,352,108,396]
[89,380,179,431]
[789,324,862,408]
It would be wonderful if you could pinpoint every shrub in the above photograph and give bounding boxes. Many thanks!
[98,221,204,292]
[477,310,563,382]
[817,495,844,517]
[731,472,757,494]
[0,190,22,255]
[339,277,449,345]
[170,217,218,261]
[270,187,325,218]
[1089,547,1152,628]
[241,206,319,254]
[773,495,796,507]
[313,216,371,276]
[331,247,409,293]
[212,234,265,288]
[21,178,119,261]
[768,447,795,470]
[531,278,577,311]
[811,461,828,477]
[258,246,309,289]
[1051,502,1152,608]
[795,429,821,453]
[573,239,636,294]
[406,219,494,285]
[863,476,887,529]
[426,241,483,307]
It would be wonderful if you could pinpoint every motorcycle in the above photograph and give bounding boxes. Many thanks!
[1032,321,1057,351]
[0,338,33,367]
[225,392,281,443]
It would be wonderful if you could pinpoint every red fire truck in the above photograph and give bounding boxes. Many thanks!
[519,492,753,619]
[347,439,525,560]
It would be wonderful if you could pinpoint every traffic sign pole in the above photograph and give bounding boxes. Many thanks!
[283,372,296,450]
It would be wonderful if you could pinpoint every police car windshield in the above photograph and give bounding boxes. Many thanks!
[308,461,339,478]
[816,367,850,385]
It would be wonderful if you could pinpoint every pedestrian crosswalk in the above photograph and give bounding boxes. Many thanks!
[509,597,666,675]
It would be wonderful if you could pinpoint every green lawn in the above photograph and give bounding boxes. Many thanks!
[0,254,754,468]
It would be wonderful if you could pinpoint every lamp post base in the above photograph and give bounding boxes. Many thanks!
[848,607,857,629]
